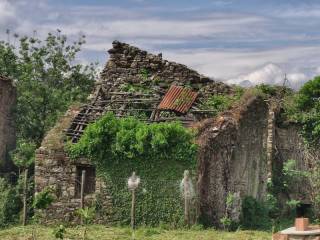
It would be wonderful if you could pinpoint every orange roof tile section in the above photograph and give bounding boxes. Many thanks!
[158,85,198,114]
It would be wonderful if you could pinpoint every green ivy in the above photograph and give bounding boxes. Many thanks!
[68,113,198,226]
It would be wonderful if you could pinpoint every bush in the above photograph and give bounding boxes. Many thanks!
[0,178,22,227]
[200,95,235,115]
[33,187,55,210]
[240,196,271,230]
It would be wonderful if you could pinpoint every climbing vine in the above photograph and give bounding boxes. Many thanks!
[68,112,198,226]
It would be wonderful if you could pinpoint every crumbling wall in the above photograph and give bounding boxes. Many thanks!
[35,41,315,227]
[100,41,232,99]
[197,96,269,226]
[274,124,312,204]
[35,106,112,224]
[36,41,235,224]
[0,76,16,173]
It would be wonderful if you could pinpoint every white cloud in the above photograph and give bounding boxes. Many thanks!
[37,14,265,42]
[226,63,309,89]
[0,0,16,25]
[277,7,320,18]
[227,63,284,85]
[1,0,320,90]
[162,46,320,80]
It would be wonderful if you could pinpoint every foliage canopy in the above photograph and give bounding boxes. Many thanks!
[0,30,96,145]
[284,76,320,145]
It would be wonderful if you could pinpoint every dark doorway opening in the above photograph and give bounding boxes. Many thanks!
[75,165,96,198]
[296,203,312,218]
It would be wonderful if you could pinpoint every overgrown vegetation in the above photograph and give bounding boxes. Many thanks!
[68,112,198,226]
[0,178,21,227]
[283,76,320,146]
[0,30,96,227]
[241,196,271,230]
[1,29,96,147]
[200,86,244,116]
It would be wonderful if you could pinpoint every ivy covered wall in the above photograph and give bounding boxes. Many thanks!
[68,113,198,226]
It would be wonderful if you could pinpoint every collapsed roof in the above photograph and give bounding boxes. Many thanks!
[66,41,234,143]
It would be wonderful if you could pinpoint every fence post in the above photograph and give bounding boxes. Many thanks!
[131,189,136,231]
[22,169,28,226]
[80,170,86,224]
[128,172,140,240]
[183,170,190,227]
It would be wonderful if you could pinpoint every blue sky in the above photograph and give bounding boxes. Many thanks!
[1,0,320,88]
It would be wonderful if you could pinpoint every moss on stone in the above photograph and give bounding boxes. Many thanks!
[41,104,81,150]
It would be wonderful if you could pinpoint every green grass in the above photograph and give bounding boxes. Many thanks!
[0,225,272,240]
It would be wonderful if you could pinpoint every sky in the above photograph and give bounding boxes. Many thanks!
[1,0,320,89]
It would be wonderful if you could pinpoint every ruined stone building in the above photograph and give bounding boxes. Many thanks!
[0,75,16,173]
[35,41,312,226]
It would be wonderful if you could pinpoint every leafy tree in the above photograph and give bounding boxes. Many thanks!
[10,139,36,172]
[0,30,97,146]
[296,76,320,111]
[284,76,320,145]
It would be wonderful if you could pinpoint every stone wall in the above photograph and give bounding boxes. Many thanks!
[0,76,16,173]
[35,147,111,224]
[35,41,315,227]
[100,40,232,99]
[35,106,112,224]
[196,96,315,226]
[197,96,269,226]
[274,124,312,204]
[36,41,236,224]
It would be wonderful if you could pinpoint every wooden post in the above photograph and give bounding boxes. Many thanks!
[80,170,86,225]
[184,171,190,227]
[23,169,28,226]
[131,189,136,231]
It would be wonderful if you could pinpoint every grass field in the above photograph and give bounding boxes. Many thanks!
[0,225,272,240]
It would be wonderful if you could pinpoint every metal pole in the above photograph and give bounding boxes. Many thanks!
[23,169,28,226]
[80,170,86,225]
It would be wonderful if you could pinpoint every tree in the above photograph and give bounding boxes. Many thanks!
[295,77,320,145]
[10,139,36,173]
[296,76,320,111]
[0,30,97,146]
[284,76,320,145]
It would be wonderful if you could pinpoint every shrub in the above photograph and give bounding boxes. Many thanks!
[200,95,234,115]
[0,178,22,227]
[33,186,55,210]
[53,225,66,239]
[240,196,271,230]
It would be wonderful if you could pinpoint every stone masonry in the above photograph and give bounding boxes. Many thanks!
[35,41,314,226]
[0,75,16,173]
